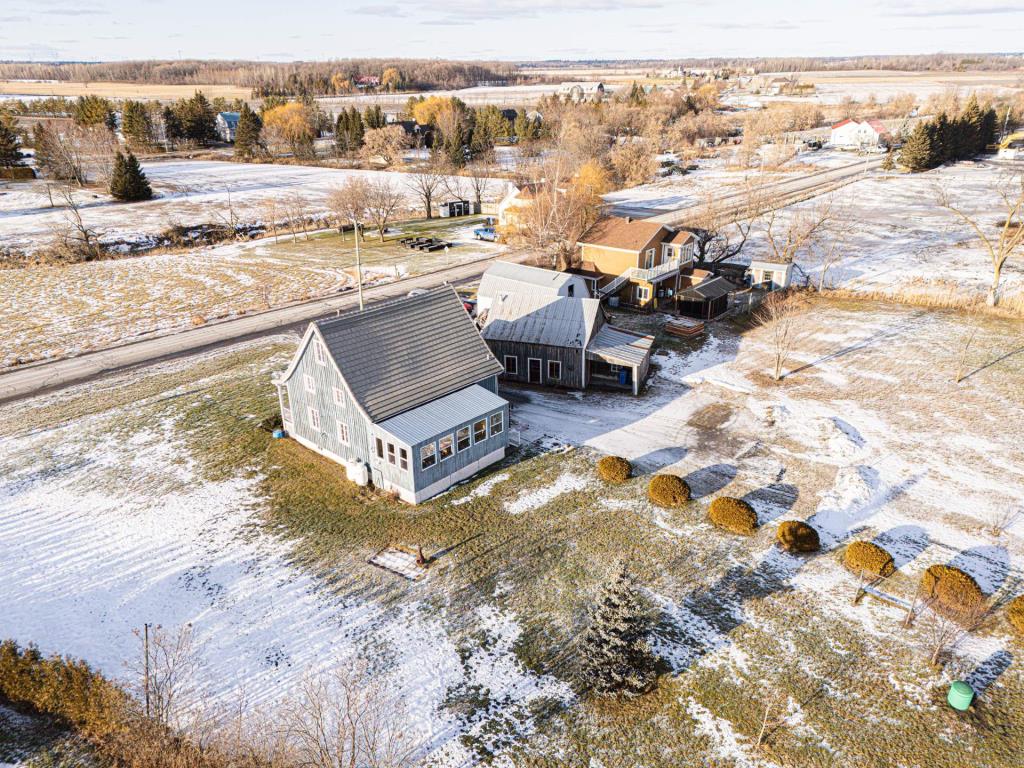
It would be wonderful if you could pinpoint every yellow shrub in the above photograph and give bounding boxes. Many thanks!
[648,474,691,507]
[1007,595,1024,635]
[843,541,895,578]
[708,497,757,535]
[776,520,820,553]
[597,456,632,484]
[922,564,984,617]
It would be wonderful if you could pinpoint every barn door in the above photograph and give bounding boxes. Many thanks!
[528,358,542,384]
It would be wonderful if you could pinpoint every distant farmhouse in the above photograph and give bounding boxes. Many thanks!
[274,287,509,504]
[496,181,562,230]
[829,118,891,150]
[477,262,654,395]
[216,112,240,143]
[558,81,606,103]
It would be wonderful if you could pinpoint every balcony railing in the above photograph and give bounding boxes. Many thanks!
[598,257,683,298]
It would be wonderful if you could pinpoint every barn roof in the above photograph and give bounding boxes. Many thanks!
[478,261,582,299]
[314,285,502,422]
[481,294,603,349]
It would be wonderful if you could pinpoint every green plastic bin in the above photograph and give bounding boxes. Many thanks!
[947,681,974,711]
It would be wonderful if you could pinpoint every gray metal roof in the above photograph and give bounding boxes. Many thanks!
[315,285,503,423]
[481,294,603,349]
[586,326,654,367]
[376,384,506,445]
[477,261,583,299]
[679,276,733,301]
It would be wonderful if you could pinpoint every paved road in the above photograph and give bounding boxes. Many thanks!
[0,252,527,405]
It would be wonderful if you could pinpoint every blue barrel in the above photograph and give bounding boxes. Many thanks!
[947,681,974,711]
[272,428,286,439]
[618,369,628,385]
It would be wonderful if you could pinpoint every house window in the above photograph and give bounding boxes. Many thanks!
[473,418,488,443]
[567,285,575,297]
[332,386,346,407]
[636,286,651,302]
[313,340,326,366]
[547,360,562,380]
[457,426,471,452]
[420,442,437,469]
[399,447,408,470]
[489,412,504,435]
[644,248,655,269]
[439,434,454,461]
[387,443,396,465]
[503,355,518,376]
[304,373,315,394]
[375,437,384,459]
[337,422,349,445]
[307,406,321,431]
[609,363,622,373]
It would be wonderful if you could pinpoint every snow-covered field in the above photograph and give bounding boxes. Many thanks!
[0,159,505,253]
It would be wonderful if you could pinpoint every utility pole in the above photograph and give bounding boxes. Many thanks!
[143,622,151,718]
[352,218,364,311]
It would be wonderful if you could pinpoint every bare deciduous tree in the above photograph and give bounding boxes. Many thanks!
[761,196,835,267]
[363,177,406,243]
[361,125,409,168]
[756,292,808,381]
[921,602,991,667]
[687,180,766,265]
[405,161,446,219]
[48,184,105,261]
[130,623,202,730]
[938,172,1024,306]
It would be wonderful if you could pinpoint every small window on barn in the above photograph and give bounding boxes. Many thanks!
[503,355,518,376]
[375,437,384,459]
[387,443,396,465]
[609,363,622,373]
[439,434,454,461]
[489,412,503,435]
[567,284,575,297]
[304,374,315,394]
[332,387,346,407]
[337,422,349,445]
[548,361,561,380]
[308,407,321,431]
[399,448,408,471]
[420,442,437,469]
[473,419,487,443]
[457,426,471,452]
[313,340,327,366]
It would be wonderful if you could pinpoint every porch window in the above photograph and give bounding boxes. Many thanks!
[399,447,408,471]
[337,422,349,445]
[547,360,562,380]
[439,434,454,460]
[503,355,518,375]
[304,373,315,394]
[420,442,437,469]
[387,443,396,465]
[473,418,488,443]
[457,426,471,452]
[489,412,504,435]
[307,406,321,431]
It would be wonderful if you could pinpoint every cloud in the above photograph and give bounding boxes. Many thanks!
[352,4,408,16]
[882,3,1023,16]
[37,6,109,16]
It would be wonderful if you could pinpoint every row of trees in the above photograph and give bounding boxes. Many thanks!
[899,95,998,172]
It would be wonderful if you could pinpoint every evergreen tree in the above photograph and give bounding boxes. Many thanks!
[233,103,263,159]
[933,112,954,163]
[513,109,538,142]
[0,118,23,167]
[959,95,984,157]
[121,100,153,148]
[161,106,184,146]
[578,565,658,698]
[471,105,510,155]
[979,107,998,153]
[175,92,217,145]
[109,151,152,201]
[363,104,386,130]
[880,147,895,172]
[899,122,937,172]
[349,107,364,149]
[334,107,364,154]
[73,95,116,129]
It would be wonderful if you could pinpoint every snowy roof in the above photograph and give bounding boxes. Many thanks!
[586,326,654,368]
[217,112,240,127]
[482,294,603,349]
[313,285,502,423]
[376,384,506,446]
[478,261,582,300]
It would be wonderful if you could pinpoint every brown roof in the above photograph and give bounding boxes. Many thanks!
[664,229,695,245]
[578,216,668,252]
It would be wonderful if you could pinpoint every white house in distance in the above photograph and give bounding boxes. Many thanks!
[216,112,240,142]
[829,118,890,150]
[476,261,590,315]
[558,82,606,103]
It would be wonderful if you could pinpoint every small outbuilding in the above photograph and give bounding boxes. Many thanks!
[748,259,794,291]
[439,199,472,217]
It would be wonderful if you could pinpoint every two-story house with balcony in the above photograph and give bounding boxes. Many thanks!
[574,215,696,311]
[272,286,509,504]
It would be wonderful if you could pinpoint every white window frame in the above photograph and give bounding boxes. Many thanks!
[337,421,349,445]
[399,447,408,471]
[313,340,327,366]
[332,386,346,407]
[489,411,504,435]
[644,247,655,269]
[387,442,397,465]
[547,360,562,381]
[304,373,315,394]
[473,418,488,444]
[439,434,454,461]
[503,355,518,376]
[635,285,651,302]
[307,406,321,431]
[609,363,622,373]
[375,437,384,459]
[420,442,437,470]
[456,425,471,452]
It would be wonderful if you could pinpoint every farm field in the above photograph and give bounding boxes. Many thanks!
[2,295,1022,767]
[0,80,250,101]
[0,215,507,368]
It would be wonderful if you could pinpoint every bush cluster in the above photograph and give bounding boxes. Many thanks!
[648,474,690,507]
[708,497,758,535]
[596,456,632,484]
[1007,595,1024,636]
[922,564,985,617]
[776,520,820,553]
[843,541,895,578]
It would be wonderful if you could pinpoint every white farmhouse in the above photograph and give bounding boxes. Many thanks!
[830,118,890,150]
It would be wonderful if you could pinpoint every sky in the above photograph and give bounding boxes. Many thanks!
[2,0,1023,62]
